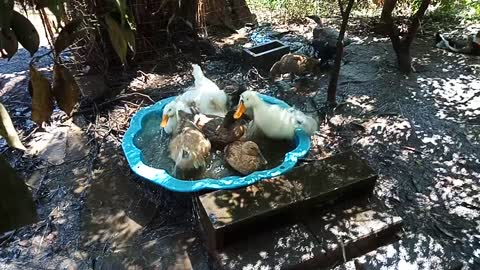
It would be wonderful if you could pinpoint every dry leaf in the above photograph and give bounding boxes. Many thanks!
[53,19,85,55]
[52,64,80,116]
[29,64,53,126]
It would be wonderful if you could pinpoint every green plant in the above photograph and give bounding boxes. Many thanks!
[0,0,136,127]
[0,103,38,234]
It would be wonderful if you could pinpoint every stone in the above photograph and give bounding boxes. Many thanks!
[28,126,69,165]
[354,233,464,270]
[66,123,90,161]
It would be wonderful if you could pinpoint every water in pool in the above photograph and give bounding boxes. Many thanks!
[134,112,295,180]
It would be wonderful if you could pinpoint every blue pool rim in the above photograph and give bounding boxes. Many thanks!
[121,94,311,192]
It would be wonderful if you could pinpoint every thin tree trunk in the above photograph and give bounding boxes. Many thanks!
[379,0,431,73]
[380,0,397,23]
[326,0,355,106]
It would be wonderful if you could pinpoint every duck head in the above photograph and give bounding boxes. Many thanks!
[161,100,192,132]
[234,91,261,119]
[242,141,268,165]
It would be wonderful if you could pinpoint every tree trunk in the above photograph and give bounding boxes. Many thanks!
[395,45,412,73]
[378,0,431,73]
[326,0,355,106]
[202,0,256,32]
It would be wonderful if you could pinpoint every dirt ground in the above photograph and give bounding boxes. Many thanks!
[1,15,479,270]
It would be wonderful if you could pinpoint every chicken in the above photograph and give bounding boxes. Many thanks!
[307,15,352,66]
[435,31,480,56]
[269,53,321,81]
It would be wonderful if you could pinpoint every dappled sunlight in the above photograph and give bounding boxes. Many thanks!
[416,74,480,122]
[83,210,142,248]
[344,95,377,113]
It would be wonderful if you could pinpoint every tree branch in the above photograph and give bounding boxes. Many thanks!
[338,0,345,18]
[326,0,355,105]
[404,0,431,45]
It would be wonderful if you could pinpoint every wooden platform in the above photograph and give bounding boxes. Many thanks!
[213,199,403,270]
[197,151,378,250]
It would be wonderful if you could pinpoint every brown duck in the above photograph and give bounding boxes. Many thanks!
[198,110,249,150]
[224,141,268,175]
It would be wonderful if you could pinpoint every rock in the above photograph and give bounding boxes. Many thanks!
[28,126,69,165]
[66,123,90,161]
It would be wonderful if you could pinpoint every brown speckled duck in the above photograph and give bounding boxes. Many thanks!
[169,111,211,174]
[197,110,249,150]
[224,141,268,175]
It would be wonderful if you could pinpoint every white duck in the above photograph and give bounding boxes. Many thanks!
[176,64,228,117]
[234,91,318,140]
[161,98,195,134]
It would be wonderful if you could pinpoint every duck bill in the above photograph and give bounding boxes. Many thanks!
[160,115,169,127]
[234,102,246,119]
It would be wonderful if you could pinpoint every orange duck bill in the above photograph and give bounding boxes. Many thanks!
[234,101,246,119]
[160,115,169,127]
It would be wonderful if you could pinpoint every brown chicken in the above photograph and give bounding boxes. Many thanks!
[269,53,321,81]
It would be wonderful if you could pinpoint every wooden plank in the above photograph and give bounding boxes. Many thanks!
[215,223,323,270]
[303,199,403,268]
[197,150,377,250]
[213,200,403,270]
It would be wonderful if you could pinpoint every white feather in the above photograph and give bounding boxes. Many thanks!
[240,91,318,140]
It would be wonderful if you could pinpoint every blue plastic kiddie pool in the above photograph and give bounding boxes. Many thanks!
[122,94,311,192]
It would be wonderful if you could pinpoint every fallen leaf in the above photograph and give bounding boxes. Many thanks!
[0,29,18,60]
[10,10,40,56]
[52,64,80,116]
[0,102,26,151]
[105,14,127,64]
[53,18,85,55]
[29,64,53,126]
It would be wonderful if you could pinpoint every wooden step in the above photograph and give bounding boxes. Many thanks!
[213,200,403,270]
[197,151,378,250]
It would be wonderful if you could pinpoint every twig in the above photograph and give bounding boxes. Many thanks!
[401,146,423,154]
[37,219,51,253]
[73,92,154,115]
[0,230,17,246]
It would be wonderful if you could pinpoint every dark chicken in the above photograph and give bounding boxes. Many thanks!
[307,15,353,66]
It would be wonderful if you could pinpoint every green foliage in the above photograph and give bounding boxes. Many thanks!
[105,0,136,64]
[0,155,38,234]
[10,10,40,57]
[0,0,15,31]
[247,0,335,22]
[430,0,480,21]
[0,103,26,151]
